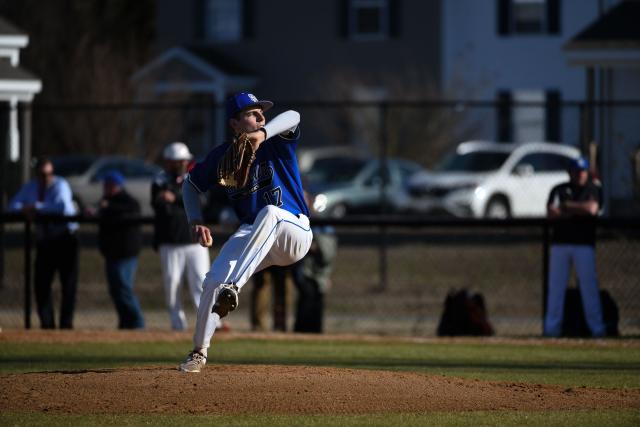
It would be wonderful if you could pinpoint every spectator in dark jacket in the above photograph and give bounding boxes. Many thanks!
[97,171,145,329]
[544,157,605,338]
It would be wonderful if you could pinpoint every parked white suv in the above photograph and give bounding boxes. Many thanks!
[407,141,582,218]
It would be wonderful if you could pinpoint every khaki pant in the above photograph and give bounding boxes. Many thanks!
[251,266,291,331]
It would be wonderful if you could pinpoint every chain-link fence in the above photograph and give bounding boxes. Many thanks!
[1,217,638,336]
[324,220,640,337]
[1,100,639,335]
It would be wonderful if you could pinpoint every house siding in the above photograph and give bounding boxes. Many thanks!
[155,0,441,102]
[442,0,617,146]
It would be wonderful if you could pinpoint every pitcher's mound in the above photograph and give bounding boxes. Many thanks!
[2,364,639,414]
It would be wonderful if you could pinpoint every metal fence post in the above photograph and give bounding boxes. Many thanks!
[0,221,4,291]
[542,220,550,335]
[0,104,7,292]
[24,218,32,329]
[378,101,389,292]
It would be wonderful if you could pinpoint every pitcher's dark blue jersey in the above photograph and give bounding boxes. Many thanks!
[187,127,309,224]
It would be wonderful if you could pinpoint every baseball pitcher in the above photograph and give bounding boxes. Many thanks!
[178,92,313,372]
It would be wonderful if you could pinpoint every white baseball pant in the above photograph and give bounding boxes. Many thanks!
[159,243,210,330]
[193,205,313,350]
[544,244,606,337]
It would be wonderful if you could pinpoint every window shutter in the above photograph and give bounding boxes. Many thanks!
[497,90,513,142]
[547,0,560,34]
[339,0,349,38]
[497,0,511,36]
[389,0,401,38]
[244,0,255,39]
[545,90,562,142]
[194,0,205,40]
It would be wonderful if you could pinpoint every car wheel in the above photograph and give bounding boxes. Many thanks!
[329,203,348,218]
[484,197,511,219]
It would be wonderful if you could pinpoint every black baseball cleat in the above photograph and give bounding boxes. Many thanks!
[212,284,239,318]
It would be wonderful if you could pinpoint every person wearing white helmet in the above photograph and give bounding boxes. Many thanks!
[151,142,213,330]
[163,142,192,163]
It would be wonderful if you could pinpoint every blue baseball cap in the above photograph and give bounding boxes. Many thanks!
[225,92,273,120]
[569,157,589,171]
[102,170,125,186]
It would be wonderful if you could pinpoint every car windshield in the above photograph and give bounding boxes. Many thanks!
[436,150,510,172]
[305,157,369,184]
[50,156,96,177]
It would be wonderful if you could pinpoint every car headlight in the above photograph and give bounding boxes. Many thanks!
[474,186,487,198]
[313,193,328,213]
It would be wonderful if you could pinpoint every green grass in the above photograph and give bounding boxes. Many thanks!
[1,410,639,427]
[2,337,639,426]
[2,338,639,389]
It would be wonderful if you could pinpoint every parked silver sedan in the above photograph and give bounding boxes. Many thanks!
[304,156,427,218]
[51,155,161,216]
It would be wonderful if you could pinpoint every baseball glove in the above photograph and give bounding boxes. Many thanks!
[217,133,257,189]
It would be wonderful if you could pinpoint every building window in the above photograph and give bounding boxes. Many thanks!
[513,0,546,33]
[497,89,561,143]
[349,0,390,40]
[497,0,560,36]
[513,90,546,143]
[203,0,243,42]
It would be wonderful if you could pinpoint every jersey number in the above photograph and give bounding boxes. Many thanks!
[263,187,283,207]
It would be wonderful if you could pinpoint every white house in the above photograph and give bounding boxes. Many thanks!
[0,16,41,200]
[564,0,640,213]
[442,0,638,214]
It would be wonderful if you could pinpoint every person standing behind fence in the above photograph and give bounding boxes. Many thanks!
[250,265,289,331]
[8,157,78,329]
[96,171,145,329]
[152,142,210,331]
[544,157,605,338]
[292,191,337,333]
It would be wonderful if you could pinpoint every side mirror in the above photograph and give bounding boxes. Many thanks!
[514,164,534,176]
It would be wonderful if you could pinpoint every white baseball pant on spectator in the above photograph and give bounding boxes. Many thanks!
[193,205,312,350]
[544,244,606,337]
[159,243,210,330]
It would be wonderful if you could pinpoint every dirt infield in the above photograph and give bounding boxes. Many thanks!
[2,329,640,414]
[1,365,640,414]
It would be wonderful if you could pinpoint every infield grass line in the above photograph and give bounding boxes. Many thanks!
[1,338,639,389]
[1,410,640,427]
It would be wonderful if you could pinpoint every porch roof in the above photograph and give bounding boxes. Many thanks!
[564,0,640,67]
[131,46,256,95]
